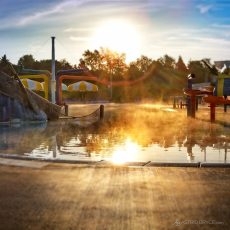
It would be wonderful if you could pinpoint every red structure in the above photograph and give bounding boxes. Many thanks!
[56,69,105,105]
[203,95,230,122]
[184,89,230,122]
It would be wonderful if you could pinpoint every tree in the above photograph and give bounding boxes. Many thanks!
[126,56,153,81]
[0,54,9,64]
[0,54,9,68]
[80,49,103,72]
[0,54,11,75]
[17,54,36,69]
[126,63,142,80]
[157,54,176,69]
[35,59,52,71]
[131,55,153,73]
[80,48,128,81]
[100,48,127,81]
[56,59,72,70]
[176,56,188,73]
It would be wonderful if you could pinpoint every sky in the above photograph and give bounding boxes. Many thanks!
[0,0,230,66]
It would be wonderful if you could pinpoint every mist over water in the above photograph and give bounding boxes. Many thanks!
[0,103,230,164]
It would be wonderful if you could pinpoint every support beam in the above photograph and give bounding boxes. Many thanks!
[210,103,216,122]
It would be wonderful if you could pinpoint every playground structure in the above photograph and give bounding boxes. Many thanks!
[11,53,230,123]
[184,64,230,122]
[18,68,51,100]
[17,66,230,123]
[0,70,61,122]
[56,69,99,105]
[18,68,100,104]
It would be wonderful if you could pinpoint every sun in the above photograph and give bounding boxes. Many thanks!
[90,19,141,62]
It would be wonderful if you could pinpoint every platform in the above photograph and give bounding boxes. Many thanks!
[0,161,229,229]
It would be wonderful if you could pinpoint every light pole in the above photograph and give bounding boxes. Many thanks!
[51,36,56,104]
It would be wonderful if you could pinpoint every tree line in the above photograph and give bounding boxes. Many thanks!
[0,48,223,102]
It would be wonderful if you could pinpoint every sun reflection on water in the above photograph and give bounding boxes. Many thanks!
[111,138,140,164]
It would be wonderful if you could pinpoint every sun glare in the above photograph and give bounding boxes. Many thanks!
[111,138,140,164]
[90,19,141,62]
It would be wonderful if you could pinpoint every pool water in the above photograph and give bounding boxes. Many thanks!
[0,104,230,164]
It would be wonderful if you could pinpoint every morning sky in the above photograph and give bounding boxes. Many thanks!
[0,0,230,65]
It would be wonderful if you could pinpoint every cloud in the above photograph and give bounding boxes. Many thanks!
[69,36,90,42]
[211,23,230,29]
[64,27,94,33]
[197,4,213,14]
[197,37,230,46]
[0,0,86,29]
[17,1,79,26]
[0,0,146,30]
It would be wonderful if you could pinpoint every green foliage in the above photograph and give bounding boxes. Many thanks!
[17,55,72,72]
[18,54,36,68]
[79,49,102,72]
[157,54,176,69]
[80,48,127,82]
[131,55,153,73]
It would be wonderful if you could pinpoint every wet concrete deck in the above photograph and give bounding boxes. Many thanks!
[0,160,230,230]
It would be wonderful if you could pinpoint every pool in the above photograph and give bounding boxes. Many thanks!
[1,103,230,165]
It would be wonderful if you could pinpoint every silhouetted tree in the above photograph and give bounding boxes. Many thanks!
[57,59,72,70]
[0,54,9,65]
[176,56,188,73]
[0,54,13,75]
[17,54,36,69]
[131,55,153,73]
[80,49,103,72]
[80,48,127,81]
[126,63,142,80]
[157,54,176,69]
[100,48,127,81]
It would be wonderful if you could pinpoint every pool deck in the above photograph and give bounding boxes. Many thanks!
[0,159,230,230]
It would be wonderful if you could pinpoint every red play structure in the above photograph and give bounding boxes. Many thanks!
[184,72,230,122]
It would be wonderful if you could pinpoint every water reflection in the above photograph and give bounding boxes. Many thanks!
[0,104,230,164]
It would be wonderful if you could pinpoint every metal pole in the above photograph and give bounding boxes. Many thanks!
[187,73,195,117]
[100,104,104,120]
[110,74,112,100]
[51,36,56,104]
[190,95,196,118]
